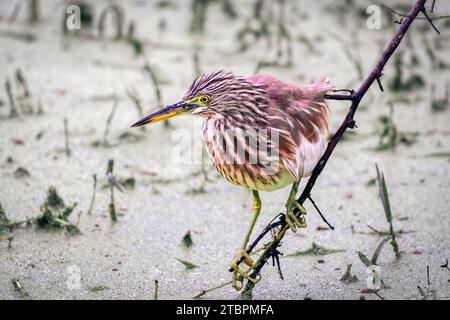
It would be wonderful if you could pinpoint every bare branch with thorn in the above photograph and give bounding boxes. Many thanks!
[233,0,438,294]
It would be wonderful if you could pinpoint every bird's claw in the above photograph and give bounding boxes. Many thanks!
[230,250,260,291]
[285,200,307,232]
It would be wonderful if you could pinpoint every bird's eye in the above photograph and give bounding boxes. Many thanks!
[198,96,210,104]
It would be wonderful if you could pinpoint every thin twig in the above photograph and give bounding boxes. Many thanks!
[421,8,440,34]
[144,62,169,128]
[381,4,450,21]
[193,280,233,299]
[64,117,71,157]
[440,258,450,271]
[107,159,117,223]
[307,196,334,230]
[126,88,145,131]
[5,79,18,117]
[87,174,97,215]
[376,76,384,92]
[153,280,159,300]
[103,101,118,146]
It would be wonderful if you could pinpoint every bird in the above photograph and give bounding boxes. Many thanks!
[131,70,333,290]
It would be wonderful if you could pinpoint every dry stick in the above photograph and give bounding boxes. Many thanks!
[87,174,97,215]
[421,8,440,35]
[7,236,13,249]
[193,44,202,77]
[15,69,33,115]
[15,69,30,98]
[9,2,21,23]
[307,195,334,230]
[64,117,71,157]
[5,79,18,117]
[0,236,14,249]
[440,259,450,271]
[107,159,117,223]
[143,63,168,127]
[126,89,145,131]
[153,280,159,300]
[193,280,233,299]
[98,3,124,40]
[103,101,118,146]
[28,0,39,24]
[239,0,432,289]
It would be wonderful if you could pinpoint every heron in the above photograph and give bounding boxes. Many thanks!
[132,70,333,290]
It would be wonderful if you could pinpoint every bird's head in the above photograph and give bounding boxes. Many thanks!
[131,70,267,127]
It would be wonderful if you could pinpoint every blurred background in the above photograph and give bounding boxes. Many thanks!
[0,0,449,299]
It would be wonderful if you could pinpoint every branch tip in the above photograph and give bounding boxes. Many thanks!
[421,8,441,35]
[308,196,334,230]
[376,76,384,92]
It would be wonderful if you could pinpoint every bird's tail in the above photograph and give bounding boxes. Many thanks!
[307,78,334,137]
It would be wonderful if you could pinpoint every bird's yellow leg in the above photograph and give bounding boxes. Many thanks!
[285,179,307,232]
[230,190,262,290]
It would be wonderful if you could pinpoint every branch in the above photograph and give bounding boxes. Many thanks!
[238,0,434,288]
[381,3,450,21]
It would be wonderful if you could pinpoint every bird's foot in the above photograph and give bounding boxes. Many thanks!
[230,250,260,291]
[285,199,307,232]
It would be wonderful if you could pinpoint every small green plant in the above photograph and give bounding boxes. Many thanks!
[176,258,198,270]
[182,231,194,248]
[126,22,144,56]
[35,187,79,235]
[287,242,344,257]
[375,164,401,259]
[376,103,416,151]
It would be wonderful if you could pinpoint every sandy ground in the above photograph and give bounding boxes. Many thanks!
[0,0,449,300]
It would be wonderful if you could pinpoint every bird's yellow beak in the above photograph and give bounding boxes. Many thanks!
[131,101,191,127]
